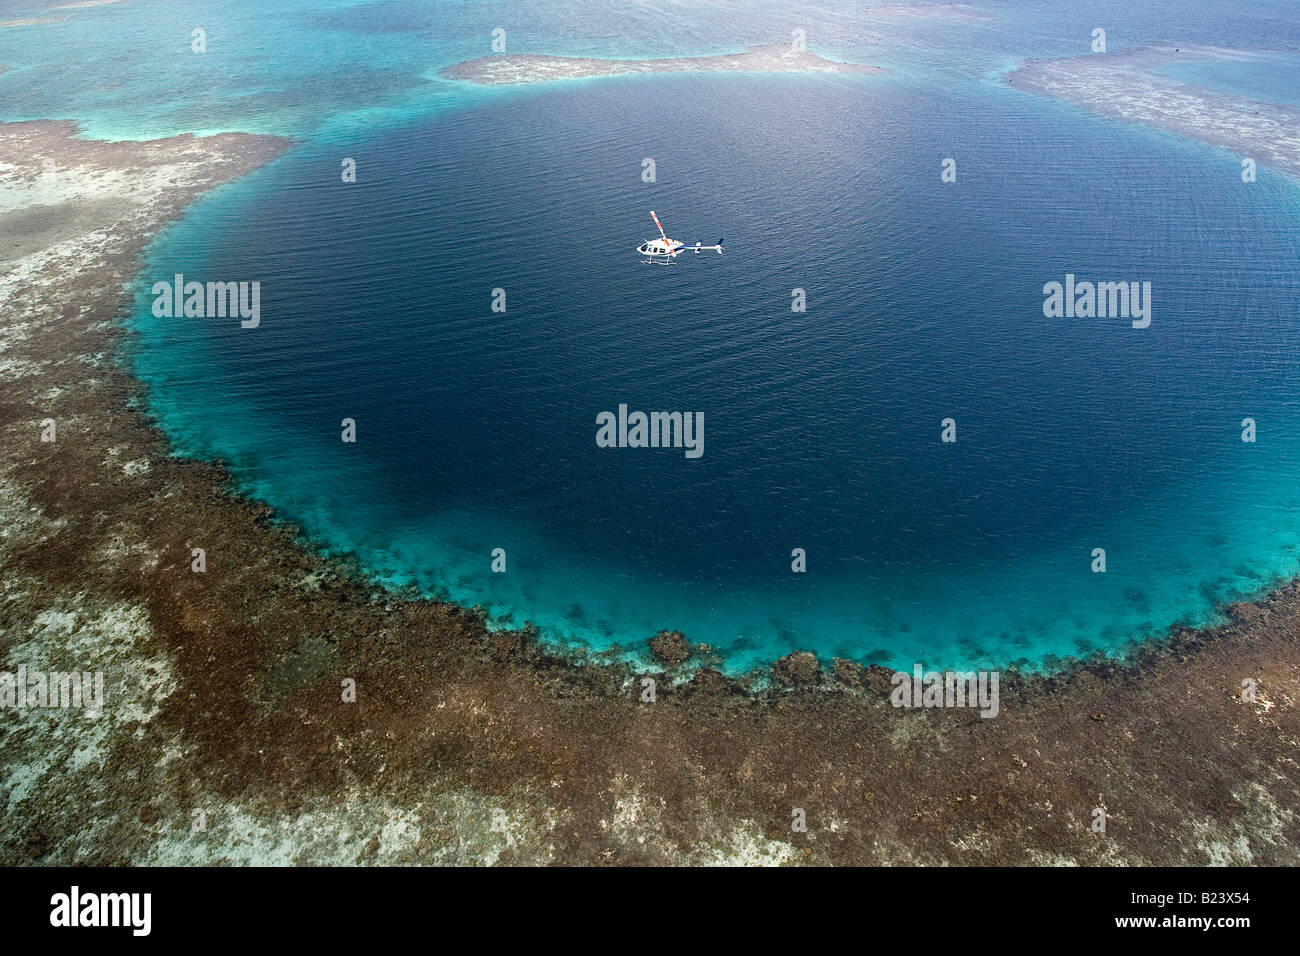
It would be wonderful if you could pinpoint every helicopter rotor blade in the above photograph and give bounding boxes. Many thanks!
[650,210,668,241]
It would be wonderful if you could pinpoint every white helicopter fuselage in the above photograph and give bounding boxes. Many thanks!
[636,238,684,257]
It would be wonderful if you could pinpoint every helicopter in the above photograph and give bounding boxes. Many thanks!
[636,210,723,261]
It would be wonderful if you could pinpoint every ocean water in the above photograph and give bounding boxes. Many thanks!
[5,1,1300,673]
[1152,52,1300,110]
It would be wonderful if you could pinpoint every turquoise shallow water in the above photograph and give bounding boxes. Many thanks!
[6,1,1300,673]
[1153,52,1300,109]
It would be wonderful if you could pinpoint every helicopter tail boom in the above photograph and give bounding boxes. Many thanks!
[686,239,724,254]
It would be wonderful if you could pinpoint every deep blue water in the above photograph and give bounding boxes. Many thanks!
[5,0,1300,672]
[126,72,1300,672]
